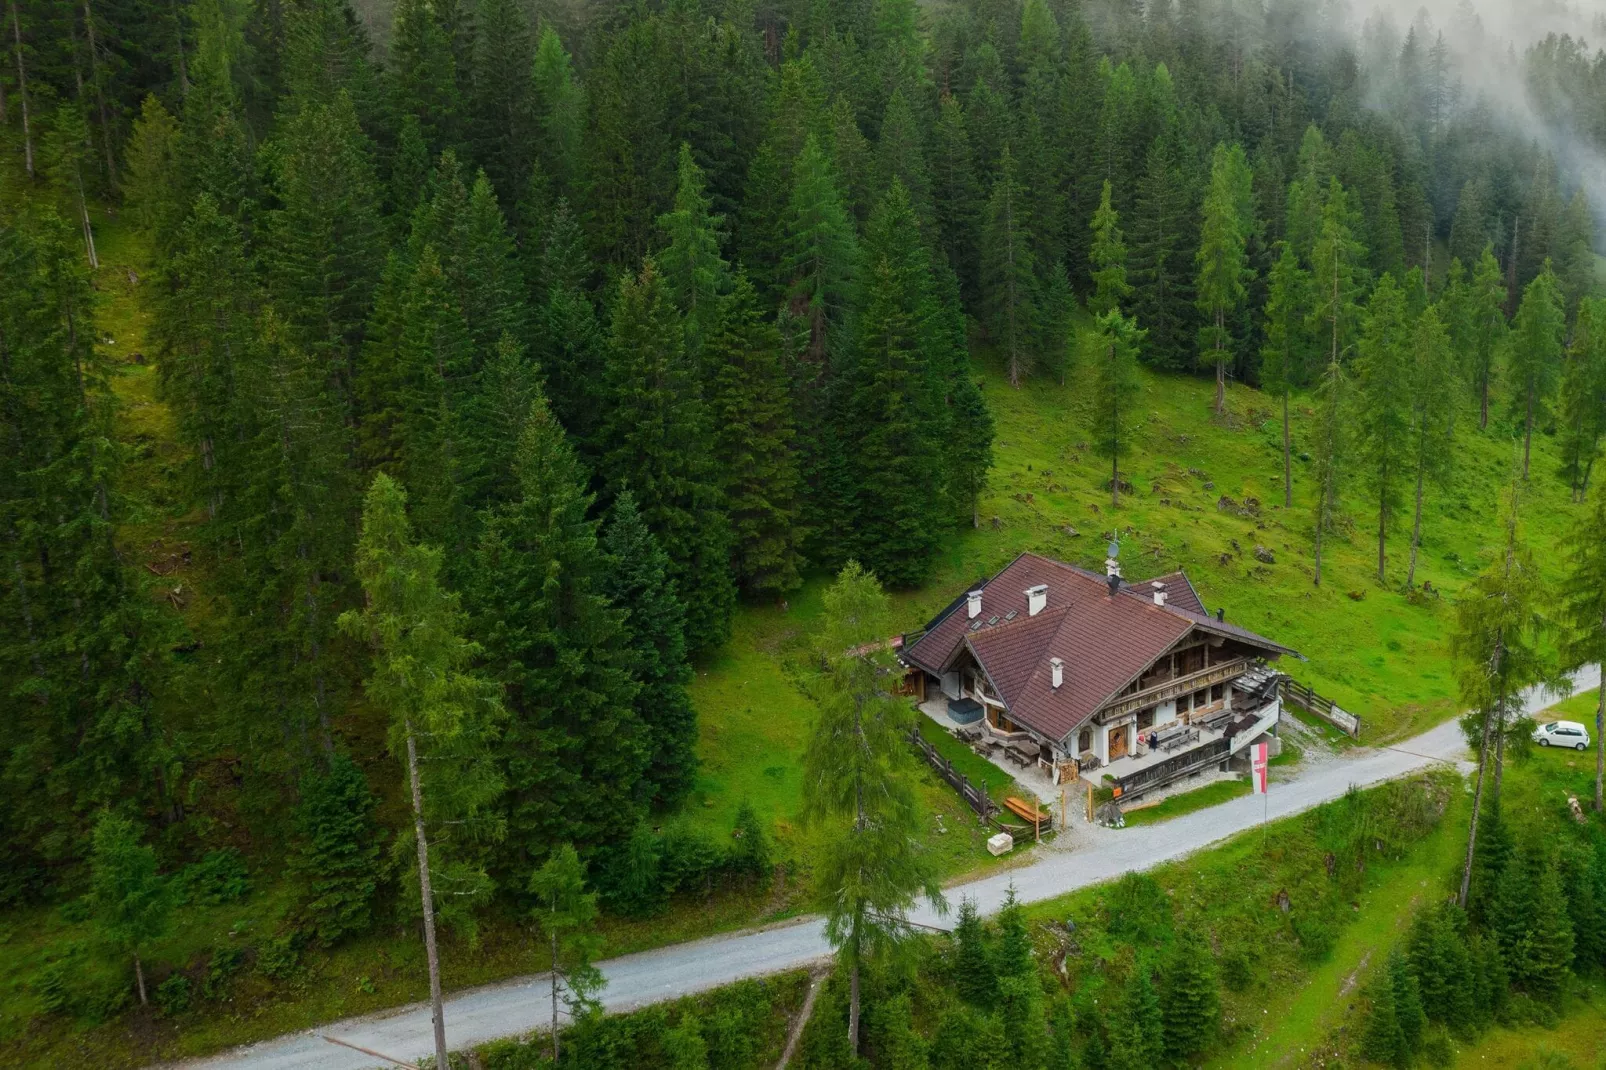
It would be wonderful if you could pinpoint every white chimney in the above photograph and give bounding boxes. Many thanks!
[967,590,983,619]
[1026,584,1048,617]
[1152,582,1168,607]
[1050,657,1063,689]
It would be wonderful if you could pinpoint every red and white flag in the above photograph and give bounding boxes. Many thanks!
[1250,741,1270,795]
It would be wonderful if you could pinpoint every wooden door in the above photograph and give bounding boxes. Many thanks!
[1108,725,1129,761]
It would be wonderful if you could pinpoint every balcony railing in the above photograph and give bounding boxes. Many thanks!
[1096,657,1252,722]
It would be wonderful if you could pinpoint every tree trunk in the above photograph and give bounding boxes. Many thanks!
[169,0,187,94]
[1458,703,1497,908]
[1407,461,1425,588]
[1214,310,1227,415]
[1377,489,1387,587]
[10,0,32,179]
[407,724,451,1070]
[1313,512,1324,588]
[1523,389,1534,480]
[847,961,860,1057]
[81,0,115,185]
[550,930,561,1063]
[1282,389,1292,508]
[1595,674,1604,813]
[1479,376,1489,430]
[1111,453,1119,509]
[134,953,147,1005]
[1492,685,1508,803]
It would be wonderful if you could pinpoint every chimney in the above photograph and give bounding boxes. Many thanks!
[1026,584,1048,617]
[1105,538,1122,598]
[1151,581,1168,607]
[967,590,983,619]
[1216,607,1225,623]
[1050,657,1064,689]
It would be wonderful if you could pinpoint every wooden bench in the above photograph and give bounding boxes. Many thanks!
[1003,795,1052,829]
[1004,745,1035,768]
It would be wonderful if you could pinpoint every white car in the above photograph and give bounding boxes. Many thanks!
[1534,720,1592,751]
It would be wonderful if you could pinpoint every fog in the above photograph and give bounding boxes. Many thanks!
[1343,0,1606,238]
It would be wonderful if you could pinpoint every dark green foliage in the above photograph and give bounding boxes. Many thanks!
[1107,967,1163,1070]
[472,396,647,872]
[980,147,1038,387]
[709,275,803,597]
[291,753,383,946]
[952,898,997,1006]
[601,492,699,808]
[178,850,250,907]
[1161,928,1219,1060]
[599,261,735,654]
[1362,950,1422,1068]
[1407,904,1476,1036]
[839,182,949,587]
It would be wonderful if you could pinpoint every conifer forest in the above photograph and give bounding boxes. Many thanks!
[5,0,1606,1065]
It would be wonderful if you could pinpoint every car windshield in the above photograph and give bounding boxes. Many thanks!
[1544,723,1558,731]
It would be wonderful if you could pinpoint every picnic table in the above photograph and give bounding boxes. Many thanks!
[1004,745,1035,768]
[1161,727,1200,752]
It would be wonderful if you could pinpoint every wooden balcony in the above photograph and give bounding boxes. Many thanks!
[1094,657,1252,722]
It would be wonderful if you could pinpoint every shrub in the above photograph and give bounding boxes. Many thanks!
[1104,872,1171,946]
[203,946,246,1000]
[292,752,384,946]
[1290,912,1337,964]
[179,848,250,906]
[34,960,69,1014]
[1219,948,1253,991]
[660,827,722,899]
[155,973,191,1016]
[726,802,771,885]
[257,932,304,980]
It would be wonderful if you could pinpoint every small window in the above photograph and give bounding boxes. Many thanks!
[1138,708,1155,729]
[1211,683,1224,702]
[1176,694,1191,713]
[1195,689,1208,708]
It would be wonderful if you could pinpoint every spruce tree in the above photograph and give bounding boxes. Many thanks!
[1129,130,1193,369]
[1507,262,1567,480]
[89,813,172,1006]
[841,181,947,588]
[292,752,384,946]
[1467,246,1508,430]
[1558,298,1606,501]
[1089,179,1131,317]
[391,0,462,155]
[1309,353,1349,588]
[472,397,648,872]
[658,143,732,365]
[1405,302,1457,588]
[1086,309,1146,508]
[1355,274,1412,586]
[1360,957,1405,1067]
[1195,143,1254,414]
[1261,241,1312,508]
[952,898,998,1006]
[1162,928,1220,1060]
[801,563,943,1056]
[599,260,735,654]
[468,0,535,201]
[931,92,981,297]
[783,133,859,365]
[981,147,1038,387]
[709,273,803,597]
[1108,967,1163,1070]
[530,26,585,199]
[601,493,699,809]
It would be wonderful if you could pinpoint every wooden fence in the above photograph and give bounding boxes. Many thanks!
[1279,678,1361,738]
[908,730,999,820]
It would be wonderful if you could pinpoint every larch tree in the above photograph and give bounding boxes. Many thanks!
[1562,480,1606,811]
[1308,354,1349,589]
[529,26,585,199]
[1089,178,1131,318]
[338,474,507,1070]
[1507,262,1567,480]
[980,146,1038,387]
[1261,241,1311,507]
[1085,308,1146,509]
[1355,274,1412,587]
[598,260,734,655]
[89,813,172,1006]
[1453,481,1548,907]
[801,562,944,1057]
[529,843,604,1064]
[1405,302,1458,589]
[1195,143,1254,414]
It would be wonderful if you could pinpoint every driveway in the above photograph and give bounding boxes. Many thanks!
[164,667,1599,1070]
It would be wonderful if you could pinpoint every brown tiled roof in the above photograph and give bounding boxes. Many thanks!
[1138,571,1206,615]
[902,553,1293,742]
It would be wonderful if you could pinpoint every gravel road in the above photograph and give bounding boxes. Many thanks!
[164,667,1599,1070]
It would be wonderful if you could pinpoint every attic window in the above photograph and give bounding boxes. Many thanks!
[969,620,984,632]
[987,616,1000,626]
[1004,610,1018,621]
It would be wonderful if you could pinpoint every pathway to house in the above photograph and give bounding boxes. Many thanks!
[165,668,1600,1070]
